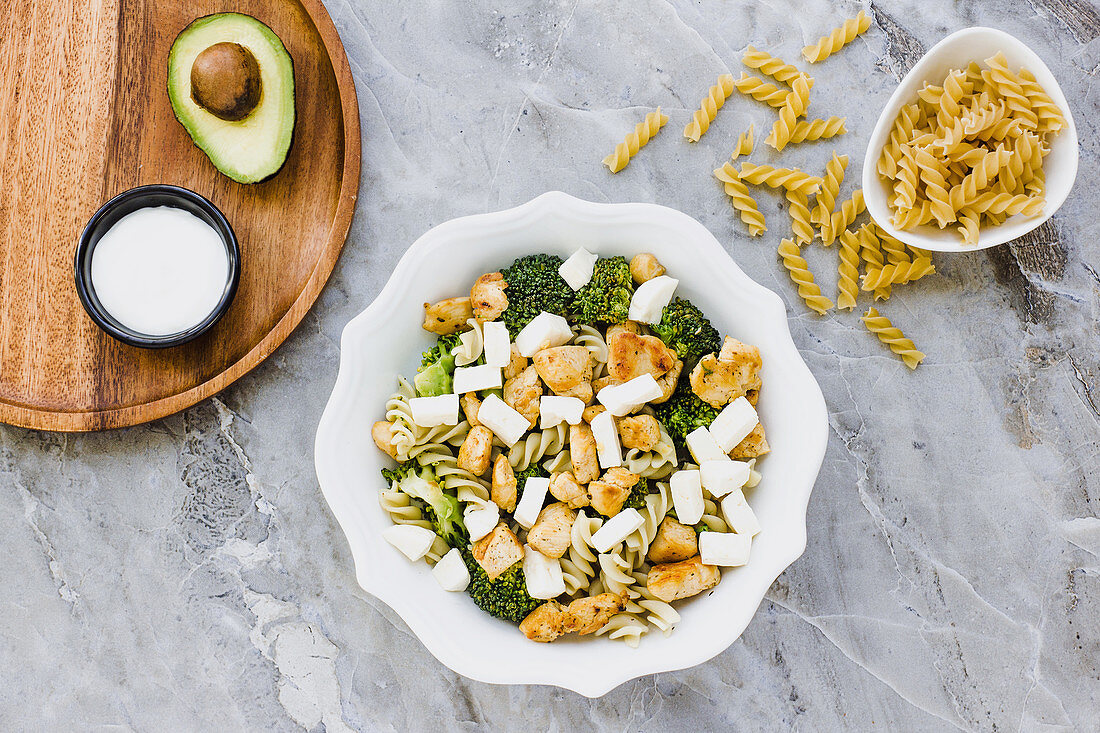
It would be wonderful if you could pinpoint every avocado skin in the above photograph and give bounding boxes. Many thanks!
[167,13,296,184]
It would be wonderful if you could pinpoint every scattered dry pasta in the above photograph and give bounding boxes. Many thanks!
[861,257,936,291]
[788,116,848,144]
[861,307,925,369]
[876,53,1065,244]
[734,73,790,107]
[715,162,767,236]
[603,107,668,173]
[684,74,736,142]
[802,11,872,64]
[778,238,833,315]
[742,46,807,85]
[786,188,814,245]
[738,162,822,195]
[836,228,861,310]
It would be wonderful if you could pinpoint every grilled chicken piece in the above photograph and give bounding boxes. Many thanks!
[470,273,508,321]
[504,365,542,427]
[588,467,640,517]
[533,346,593,403]
[503,344,528,381]
[461,393,482,427]
[582,404,607,423]
[472,523,524,581]
[569,423,600,484]
[548,471,589,509]
[651,359,683,405]
[491,455,518,512]
[618,414,660,451]
[647,555,721,602]
[457,425,493,476]
[564,592,627,635]
[371,421,400,459]
[606,321,642,340]
[690,338,763,408]
[629,253,665,284]
[422,297,474,335]
[647,517,698,564]
[519,601,570,642]
[729,422,770,459]
[526,502,576,559]
[746,389,759,407]
[592,375,621,394]
[607,330,676,383]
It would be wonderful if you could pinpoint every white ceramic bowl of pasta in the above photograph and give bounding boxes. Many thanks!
[315,191,828,696]
[862,27,1078,252]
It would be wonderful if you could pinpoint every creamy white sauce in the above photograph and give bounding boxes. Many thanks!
[90,206,230,336]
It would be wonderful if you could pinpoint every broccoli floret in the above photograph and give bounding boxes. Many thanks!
[570,256,634,326]
[500,254,575,336]
[653,379,719,450]
[651,297,721,367]
[415,333,462,397]
[382,461,466,547]
[513,463,548,483]
[459,545,542,624]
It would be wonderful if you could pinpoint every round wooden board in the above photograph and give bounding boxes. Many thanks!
[0,0,361,431]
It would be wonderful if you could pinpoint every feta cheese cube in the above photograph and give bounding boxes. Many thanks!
[628,275,679,324]
[477,394,531,446]
[596,374,663,416]
[431,547,471,591]
[700,460,752,497]
[523,545,567,599]
[539,395,586,428]
[514,476,550,529]
[409,394,459,428]
[686,426,727,464]
[382,524,437,561]
[699,531,752,566]
[464,501,500,542]
[558,248,598,291]
[709,397,759,452]
[482,321,511,368]
[589,410,622,469]
[515,312,573,357]
[720,490,761,536]
[452,364,502,393]
[670,470,705,525]
[591,508,645,553]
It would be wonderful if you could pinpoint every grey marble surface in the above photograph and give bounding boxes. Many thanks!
[3,0,1099,729]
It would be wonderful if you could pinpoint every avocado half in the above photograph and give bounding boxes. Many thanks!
[168,13,295,184]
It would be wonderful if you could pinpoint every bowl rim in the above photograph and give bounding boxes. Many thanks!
[73,184,241,349]
[314,191,829,696]
[861,26,1079,253]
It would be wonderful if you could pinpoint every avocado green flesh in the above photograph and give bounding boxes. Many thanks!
[168,13,295,184]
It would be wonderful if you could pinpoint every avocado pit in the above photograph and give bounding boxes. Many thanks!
[190,42,262,121]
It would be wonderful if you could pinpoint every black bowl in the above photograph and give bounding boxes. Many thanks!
[74,185,241,349]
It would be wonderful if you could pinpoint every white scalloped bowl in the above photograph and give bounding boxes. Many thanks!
[862,27,1078,252]
[315,192,828,696]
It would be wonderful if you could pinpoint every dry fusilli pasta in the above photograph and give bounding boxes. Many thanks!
[603,107,668,173]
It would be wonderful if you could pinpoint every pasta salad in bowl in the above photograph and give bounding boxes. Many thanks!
[315,192,827,695]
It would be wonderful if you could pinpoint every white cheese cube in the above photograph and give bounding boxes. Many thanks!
[720,491,762,536]
[709,397,759,452]
[464,501,500,542]
[628,275,679,324]
[477,394,531,446]
[515,312,573,357]
[686,426,727,464]
[514,476,550,529]
[382,524,437,561]
[591,508,645,553]
[699,531,752,566]
[409,394,459,428]
[589,410,622,469]
[539,395,586,428]
[431,547,471,591]
[596,374,663,416]
[523,545,567,599]
[482,321,511,368]
[700,460,752,497]
[670,470,705,526]
[558,248,598,291]
[452,364,502,394]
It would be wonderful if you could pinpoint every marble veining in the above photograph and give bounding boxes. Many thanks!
[1,0,1098,729]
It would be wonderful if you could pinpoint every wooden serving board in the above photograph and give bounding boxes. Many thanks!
[0,0,361,431]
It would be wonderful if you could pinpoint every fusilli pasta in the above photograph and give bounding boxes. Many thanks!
[801,10,871,63]
[778,238,833,315]
[861,307,924,369]
[684,74,735,142]
[603,107,668,173]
